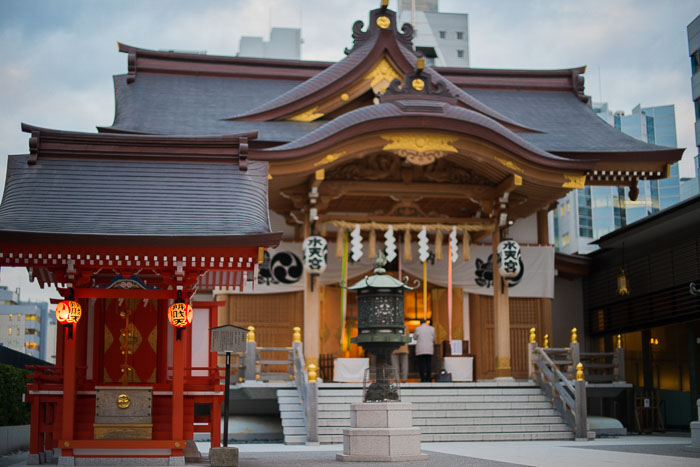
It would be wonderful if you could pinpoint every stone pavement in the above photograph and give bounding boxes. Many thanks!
[2,435,698,466]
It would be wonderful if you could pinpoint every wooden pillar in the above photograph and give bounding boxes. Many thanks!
[61,325,76,456]
[303,219,320,366]
[172,326,185,443]
[537,209,550,245]
[492,228,512,378]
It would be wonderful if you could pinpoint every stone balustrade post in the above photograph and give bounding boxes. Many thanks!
[575,362,588,440]
[244,326,257,381]
[614,334,625,382]
[528,327,537,380]
[569,327,580,380]
[306,364,318,444]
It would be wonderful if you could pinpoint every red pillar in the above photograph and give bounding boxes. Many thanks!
[29,396,40,455]
[172,326,185,445]
[61,325,76,456]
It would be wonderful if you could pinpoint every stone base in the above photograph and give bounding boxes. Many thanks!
[26,454,40,465]
[342,427,424,460]
[337,453,429,462]
[210,446,239,467]
[341,402,426,463]
[690,421,700,449]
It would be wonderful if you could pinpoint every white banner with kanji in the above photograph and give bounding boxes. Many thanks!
[221,242,554,298]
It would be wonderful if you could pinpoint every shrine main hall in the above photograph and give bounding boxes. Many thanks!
[0,1,682,463]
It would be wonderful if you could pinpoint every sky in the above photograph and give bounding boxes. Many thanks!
[0,0,698,303]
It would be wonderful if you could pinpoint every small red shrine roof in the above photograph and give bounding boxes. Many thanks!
[0,126,281,290]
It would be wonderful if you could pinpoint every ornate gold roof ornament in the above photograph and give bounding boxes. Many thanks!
[380,133,458,166]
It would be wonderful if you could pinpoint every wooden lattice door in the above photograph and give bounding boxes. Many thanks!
[469,295,548,379]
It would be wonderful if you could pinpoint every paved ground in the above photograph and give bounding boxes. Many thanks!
[2,434,698,466]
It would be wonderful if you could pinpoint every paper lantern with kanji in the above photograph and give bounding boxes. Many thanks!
[168,302,193,328]
[497,239,522,279]
[56,300,82,324]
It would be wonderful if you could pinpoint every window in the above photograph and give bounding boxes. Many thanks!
[457,49,464,58]
[8,314,12,321]
[566,201,571,213]
[560,205,565,216]
[695,99,700,120]
[17,314,20,320]
[26,314,39,322]
[562,233,570,246]
[456,31,464,40]
[25,328,39,336]
[8,328,11,335]
[439,31,446,39]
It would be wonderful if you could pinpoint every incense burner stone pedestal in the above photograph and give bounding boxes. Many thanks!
[336,403,427,462]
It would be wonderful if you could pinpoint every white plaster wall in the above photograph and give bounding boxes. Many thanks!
[508,212,538,244]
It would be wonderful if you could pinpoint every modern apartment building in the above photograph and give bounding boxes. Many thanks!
[0,285,54,362]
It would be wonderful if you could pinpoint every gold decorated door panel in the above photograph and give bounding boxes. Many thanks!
[101,298,159,384]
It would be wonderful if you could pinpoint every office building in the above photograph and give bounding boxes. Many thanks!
[397,0,469,67]
[553,103,681,253]
[239,27,301,60]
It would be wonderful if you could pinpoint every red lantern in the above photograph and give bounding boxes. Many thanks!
[168,302,193,328]
[56,300,82,324]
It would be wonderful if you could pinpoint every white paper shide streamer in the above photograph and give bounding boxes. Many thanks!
[384,225,397,263]
[449,226,459,263]
[417,226,430,263]
[350,224,363,262]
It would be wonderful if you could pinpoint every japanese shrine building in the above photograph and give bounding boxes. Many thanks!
[0,2,683,462]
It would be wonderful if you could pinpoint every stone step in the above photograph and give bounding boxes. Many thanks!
[276,388,308,445]
[420,431,575,442]
[318,423,570,436]
[317,431,574,444]
[282,426,307,435]
[284,435,308,445]
[318,394,550,404]
[319,415,565,427]
[281,418,306,427]
[318,408,560,419]
[318,401,553,411]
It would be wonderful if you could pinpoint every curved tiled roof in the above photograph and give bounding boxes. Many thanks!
[258,98,591,171]
[0,127,276,241]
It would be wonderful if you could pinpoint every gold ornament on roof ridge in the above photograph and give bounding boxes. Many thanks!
[381,133,458,166]
[412,78,425,91]
[365,58,402,93]
[376,16,391,29]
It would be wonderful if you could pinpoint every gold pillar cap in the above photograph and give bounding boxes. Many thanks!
[528,327,536,344]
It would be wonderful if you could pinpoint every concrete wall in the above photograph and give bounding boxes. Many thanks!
[551,276,584,348]
[0,425,29,455]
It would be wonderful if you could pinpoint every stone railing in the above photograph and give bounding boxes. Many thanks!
[528,328,588,440]
[237,326,294,382]
[291,327,319,444]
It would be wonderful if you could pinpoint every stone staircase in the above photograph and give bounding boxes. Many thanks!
[313,380,574,443]
[277,387,308,444]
